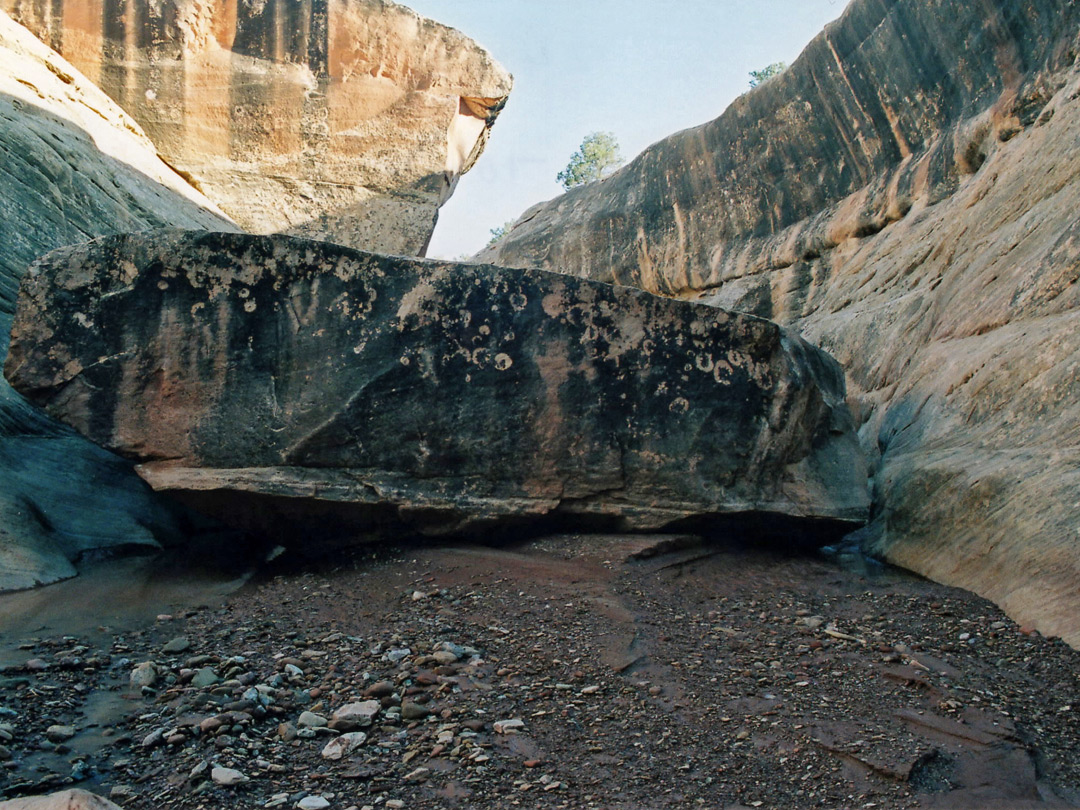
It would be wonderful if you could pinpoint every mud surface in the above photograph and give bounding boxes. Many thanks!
[1,535,1079,809]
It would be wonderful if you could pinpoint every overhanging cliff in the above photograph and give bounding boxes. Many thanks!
[3,0,513,256]
[481,0,1080,644]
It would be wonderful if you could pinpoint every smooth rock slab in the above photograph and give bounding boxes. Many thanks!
[5,230,868,544]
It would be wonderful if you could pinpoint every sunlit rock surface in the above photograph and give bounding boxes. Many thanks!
[3,0,513,255]
[6,230,869,547]
[479,0,1080,644]
[0,10,235,589]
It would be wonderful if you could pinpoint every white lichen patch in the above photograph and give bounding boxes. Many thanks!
[119,260,140,284]
[494,353,513,371]
[396,279,439,325]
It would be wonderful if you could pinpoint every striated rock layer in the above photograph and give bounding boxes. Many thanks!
[0,10,236,589]
[480,0,1080,644]
[3,0,513,255]
[5,230,869,546]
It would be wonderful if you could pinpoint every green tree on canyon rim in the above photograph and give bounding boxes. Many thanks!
[557,132,624,190]
[749,61,787,87]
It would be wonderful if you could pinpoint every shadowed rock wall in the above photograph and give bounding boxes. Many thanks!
[480,0,1080,644]
[3,0,513,255]
[0,10,237,588]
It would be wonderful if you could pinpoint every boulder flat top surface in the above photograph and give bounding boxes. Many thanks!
[6,230,868,545]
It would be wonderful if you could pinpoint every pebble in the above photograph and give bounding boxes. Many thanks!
[321,732,368,760]
[298,711,328,728]
[129,662,157,689]
[330,701,380,730]
[212,766,249,786]
[494,719,525,734]
[400,701,430,720]
[44,725,76,743]
[296,797,330,810]
[191,667,220,688]
[364,681,395,698]
[162,636,192,654]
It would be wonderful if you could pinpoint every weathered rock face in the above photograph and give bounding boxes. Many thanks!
[480,0,1080,643]
[0,10,237,589]
[5,230,869,546]
[3,0,513,255]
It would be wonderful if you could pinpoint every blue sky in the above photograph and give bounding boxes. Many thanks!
[403,1,849,258]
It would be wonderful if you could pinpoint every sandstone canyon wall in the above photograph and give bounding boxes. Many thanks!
[0,10,237,588]
[481,0,1080,644]
[2,0,513,255]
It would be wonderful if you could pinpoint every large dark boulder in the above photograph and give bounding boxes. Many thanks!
[5,231,869,546]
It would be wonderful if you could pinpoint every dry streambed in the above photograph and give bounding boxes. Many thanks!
[0,535,1078,810]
